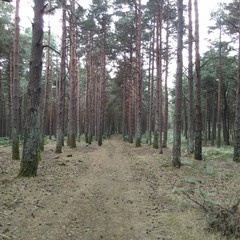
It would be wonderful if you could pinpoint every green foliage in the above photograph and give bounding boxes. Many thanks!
[0,1,14,59]
[0,137,11,146]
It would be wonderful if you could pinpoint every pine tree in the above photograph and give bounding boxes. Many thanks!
[19,0,45,177]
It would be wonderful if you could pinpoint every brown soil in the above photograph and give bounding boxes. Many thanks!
[0,135,239,240]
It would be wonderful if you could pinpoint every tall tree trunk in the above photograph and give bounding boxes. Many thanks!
[56,0,67,153]
[146,23,154,145]
[233,8,240,162]
[122,59,127,140]
[7,51,13,137]
[157,1,163,154]
[49,65,53,139]
[153,3,163,153]
[0,70,2,135]
[222,89,230,145]
[11,0,20,160]
[0,70,3,136]
[194,0,202,160]
[67,0,77,148]
[128,41,134,143]
[88,35,94,144]
[98,16,107,147]
[135,0,142,147]
[163,1,170,148]
[187,0,194,154]
[217,24,222,148]
[204,95,208,145]
[40,20,51,150]
[211,88,216,145]
[77,64,81,142]
[19,0,45,177]
[172,0,183,168]
[128,42,134,143]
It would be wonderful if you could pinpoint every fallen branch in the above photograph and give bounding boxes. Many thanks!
[184,191,240,238]
[184,192,209,213]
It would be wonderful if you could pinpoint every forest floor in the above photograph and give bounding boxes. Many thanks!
[0,135,240,240]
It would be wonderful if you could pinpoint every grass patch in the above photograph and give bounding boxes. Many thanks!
[0,137,11,146]
[203,147,233,162]
[201,160,216,175]
[161,209,222,240]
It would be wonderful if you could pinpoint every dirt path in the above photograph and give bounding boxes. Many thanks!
[1,136,239,240]
[0,136,167,240]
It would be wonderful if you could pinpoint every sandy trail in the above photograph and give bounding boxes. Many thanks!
[0,137,166,240]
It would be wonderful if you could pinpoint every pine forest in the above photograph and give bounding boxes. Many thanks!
[0,0,240,239]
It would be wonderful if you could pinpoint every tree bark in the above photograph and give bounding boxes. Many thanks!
[217,24,222,148]
[0,70,4,136]
[233,7,240,162]
[135,0,142,147]
[11,0,20,160]
[163,1,170,148]
[128,42,134,143]
[40,21,51,150]
[19,0,44,177]
[99,15,107,147]
[49,64,53,139]
[77,64,81,142]
[67,0,77,148]
[7,50,13,137]
[187,0,194,154]
[146,21,155,146]
[122,58,127,140]
[194,0,202,160]
[172,0,183,168]
[55,0,67,153]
